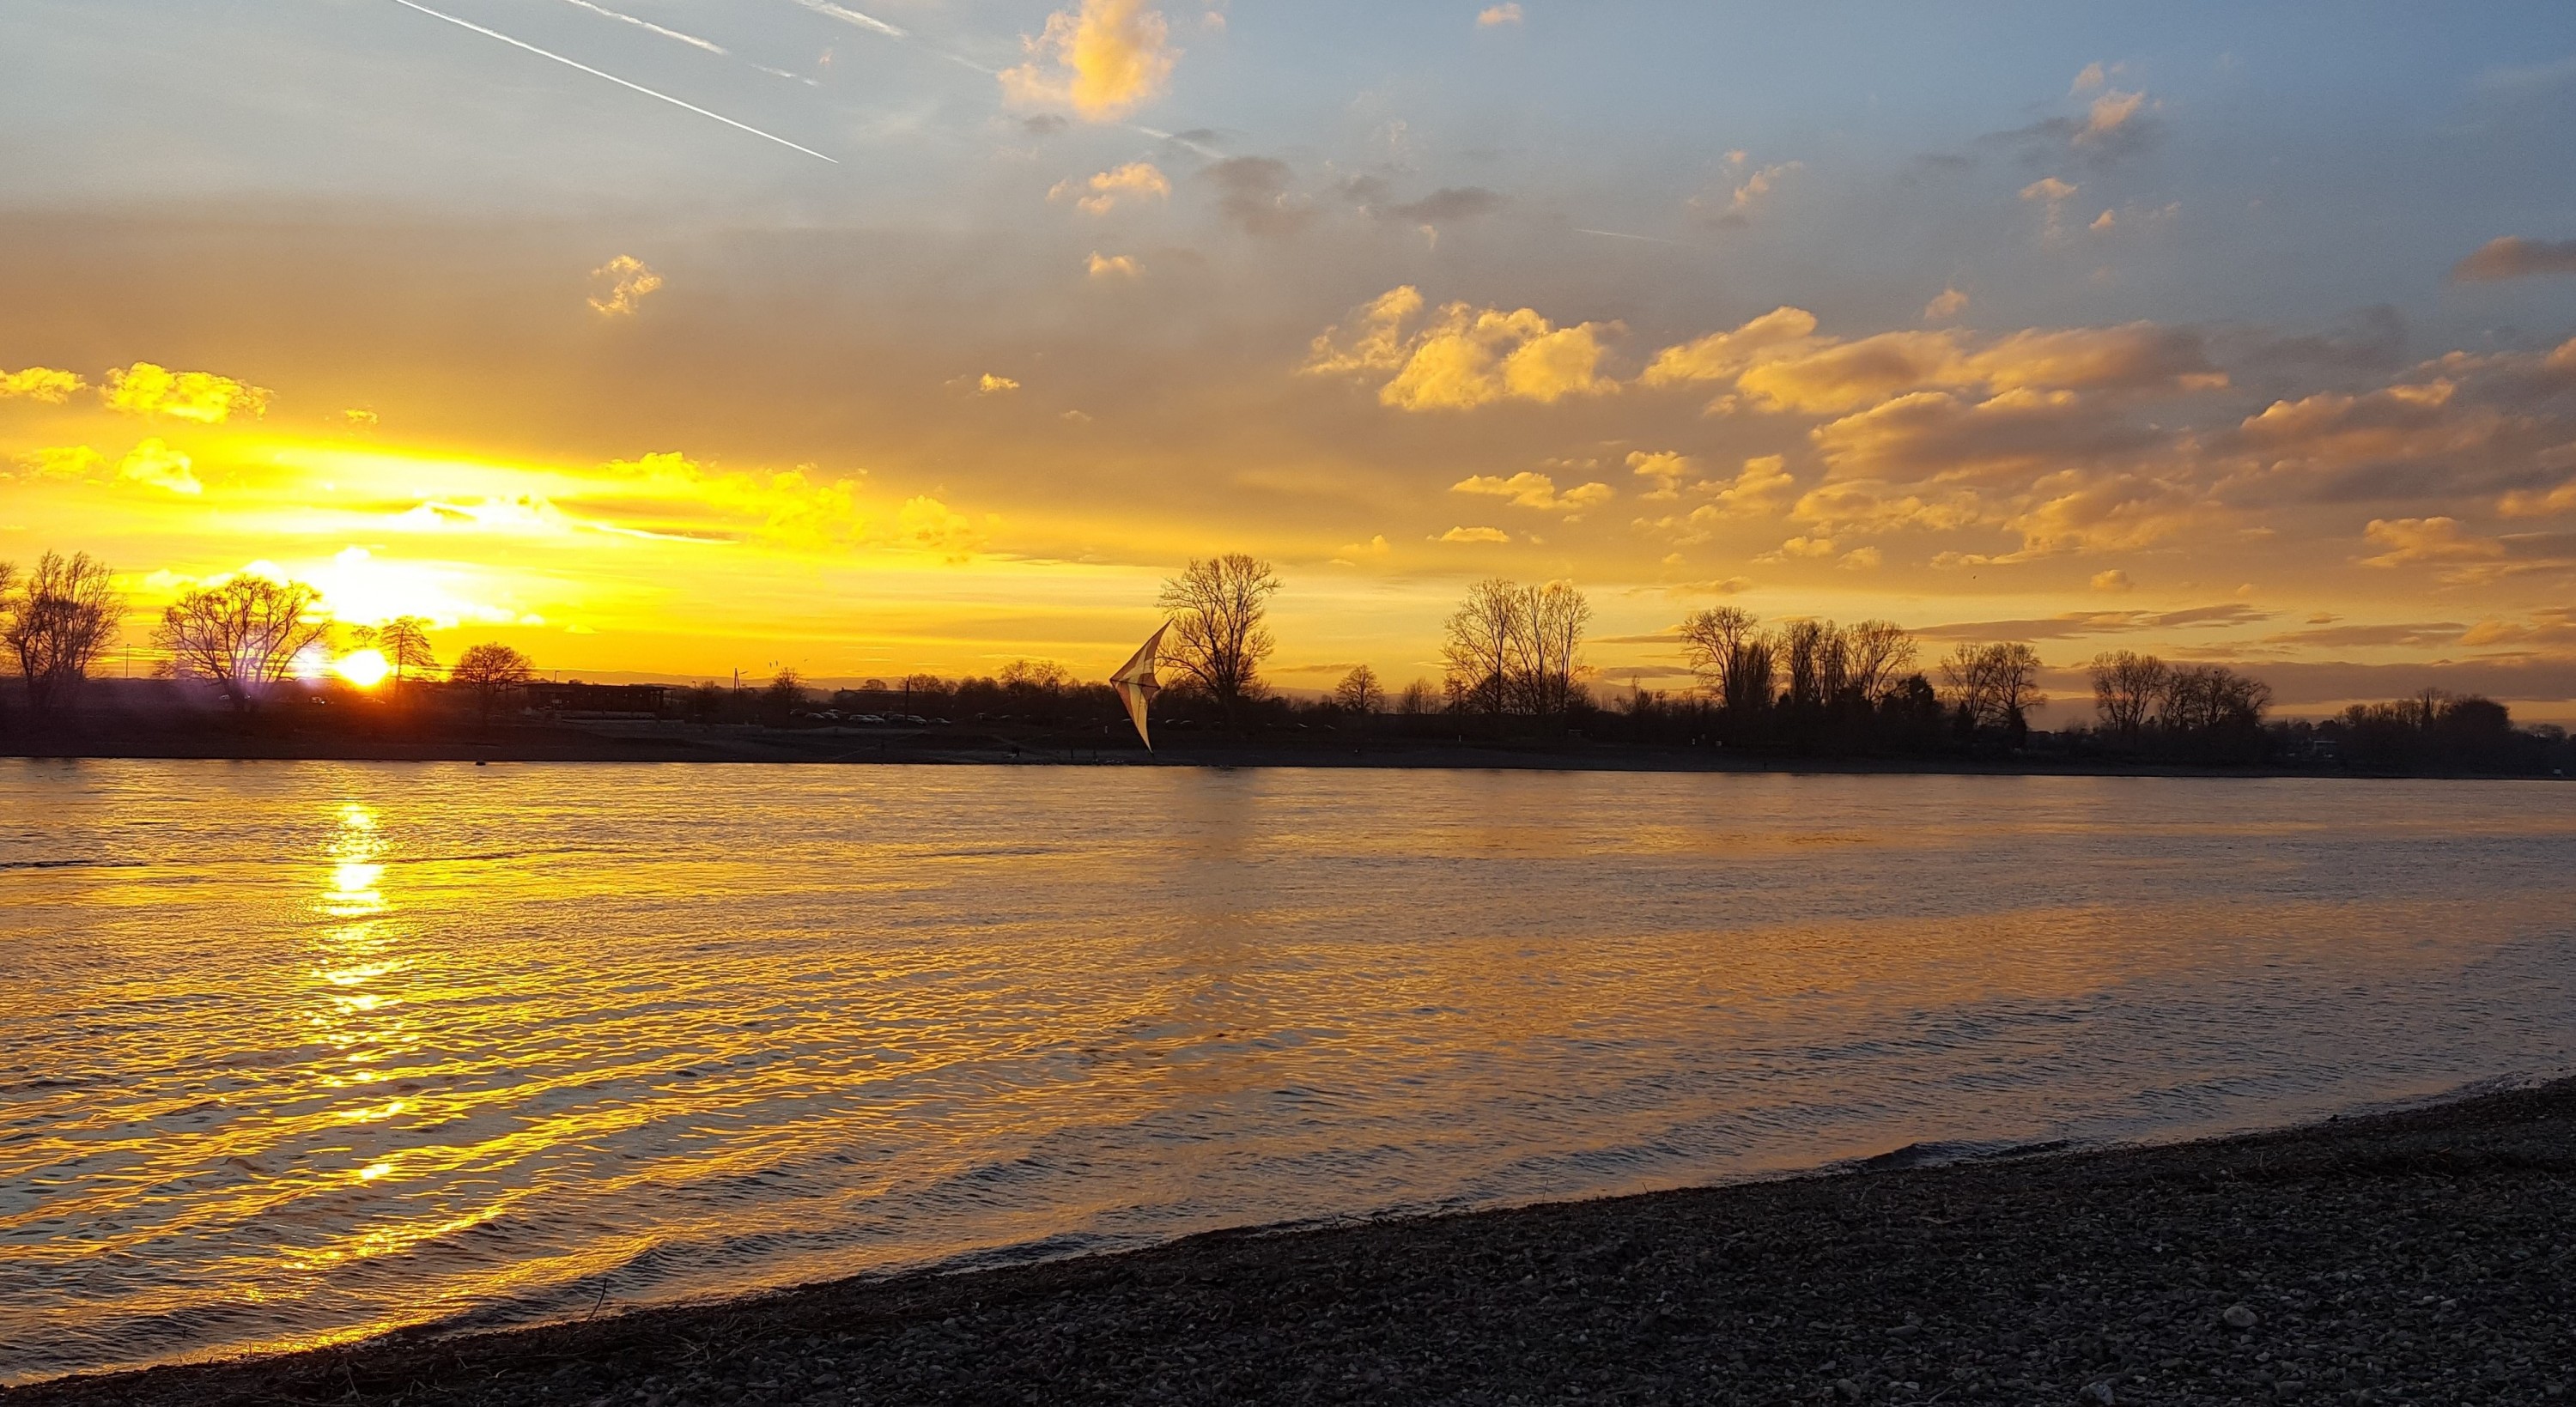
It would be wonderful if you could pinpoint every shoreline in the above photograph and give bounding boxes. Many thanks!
[6,731,2561,780]
[14,1076,2571,1404]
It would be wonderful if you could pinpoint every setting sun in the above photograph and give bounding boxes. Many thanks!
[334,649,391,688]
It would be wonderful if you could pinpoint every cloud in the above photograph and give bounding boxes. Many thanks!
[896,495,987,561]
[1204,156,1315,236]
[978,373,1022,393]
[999,0,1177,121]
[1383,186,1505,225]
[12,445,102,481]
[0,366,85,402]
[1451,470,1613,514]
[2091,568,2133,592]
[1708,454,1795,516]
[1477,3,1522,25]
[1838,545,1883,569]
[1637,306,1820,387]
[2451,236,2576,282]
[2234,379,2500,475]
[1915,604,2270,641]
[1437,525,1511,543]
[2020,176,2078,237]
[2500,476,2576,519]
[1644,312,2220,415]
[1051,161,1170,214]
[1306,287,1619,410]
[1923,288,1969,321]
[2360,516,2505,567]
[117,437,202,494]
[588,254,663,316]
[101,362,270,423]
[2071,62,2107,94]
[1085,252,1140,278]
[1626,449,1695,499]
[2079,89,2148,144]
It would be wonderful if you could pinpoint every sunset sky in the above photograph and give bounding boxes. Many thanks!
[5,2,2576,716]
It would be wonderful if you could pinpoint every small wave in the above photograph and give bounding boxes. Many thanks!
[0,858,144,872]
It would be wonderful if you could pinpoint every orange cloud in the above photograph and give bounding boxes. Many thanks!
[1000,0,1177,121]
[1451,470,1613,514]
[588,255,663,316]
[2360,516,2506,567]
[0,366,86,402]
[1307,288,1618,410]
[101,362,270,423]
[1051,161,1170,214]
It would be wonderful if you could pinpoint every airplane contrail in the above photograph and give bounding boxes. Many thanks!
[787,0,906,39]
[1576,227,1692,246]
[556,0,725,55]
[387,0,837,163]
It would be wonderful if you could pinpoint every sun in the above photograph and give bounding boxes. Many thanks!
[335,649,392,688]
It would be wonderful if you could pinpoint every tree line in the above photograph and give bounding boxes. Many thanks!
[3,545,2567,773]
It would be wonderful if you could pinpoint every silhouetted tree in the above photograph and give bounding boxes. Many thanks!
[1334,664,1386,713]
[763,668,807,721]
[1844,620,1917,705]
[451,642,535,726]
[1942,641,2044,744]
[1443,577,1525,722]
[154,575,330,712]
[1157,554,1281,721]
[1519,581,1593,719]
[2090,651,2169,747]
[373,616,439,692]
[5,550,122,719]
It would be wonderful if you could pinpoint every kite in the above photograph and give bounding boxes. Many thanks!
[1110,622,1169,751]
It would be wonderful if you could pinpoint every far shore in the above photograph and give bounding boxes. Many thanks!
[13,1076,2572,1404]
[3,725,2564,779]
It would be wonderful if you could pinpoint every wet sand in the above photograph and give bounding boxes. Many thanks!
[13,1077,2571,1405]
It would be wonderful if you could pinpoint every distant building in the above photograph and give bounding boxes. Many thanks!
[522,682,670,717]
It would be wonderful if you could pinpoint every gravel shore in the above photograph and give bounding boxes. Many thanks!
[15,1079,2573,1406]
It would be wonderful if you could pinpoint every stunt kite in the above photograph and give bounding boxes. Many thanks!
[1110,622,1169,751]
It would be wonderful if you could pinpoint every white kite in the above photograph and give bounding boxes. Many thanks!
[1110,622,1169,751]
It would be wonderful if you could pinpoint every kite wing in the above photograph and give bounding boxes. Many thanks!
[1109,622,1169,751]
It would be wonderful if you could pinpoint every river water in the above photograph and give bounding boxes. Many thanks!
[3,760,2573,1382]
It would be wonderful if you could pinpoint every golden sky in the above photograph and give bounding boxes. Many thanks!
[4,2,2576,716]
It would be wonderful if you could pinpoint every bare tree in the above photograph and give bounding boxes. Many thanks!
[1442,578,1525,721]
[5,551,122,719]
[154,575,330,712]
[374,616,439,692]
[1942,641,2045,738]
[1844,620,1917,704]
[1782,619,1851,711]
[1519,581,1592,718]
[450,642,535,726]
[1334,664,1386,713]
[2089,651,2169,744]
[1395,678,1437,716]
[2160,664,2270,736]
[1678,604,1782,719]
[1157,554,1282,719]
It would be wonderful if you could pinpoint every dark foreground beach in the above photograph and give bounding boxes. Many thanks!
[15,1079,2573,1406]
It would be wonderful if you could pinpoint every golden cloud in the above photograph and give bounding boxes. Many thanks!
[2235,379,2500,472]
[896,495,987,562]
[1923,288,1969,321]
[2360,516,2506,567]
[589,255,664,316]
[1437,525,1511,543]
[101,361,270,423]
[1451,470,1613,514]
[14,445,103,481]
[1000,0,1177,121]
[118,437,203,494]
[1052,161,1170,214]
[1307,287,1618,410]
[1086,252,1141,278]
[1637,306,1818,387]
[0,366,86,402]
[1625,449,1696,499]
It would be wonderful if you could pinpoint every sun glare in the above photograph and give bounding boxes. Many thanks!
[335,649,392,688]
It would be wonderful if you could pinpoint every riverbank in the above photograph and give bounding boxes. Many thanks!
[15,1077,2571,1405]
[8,723,2557,779]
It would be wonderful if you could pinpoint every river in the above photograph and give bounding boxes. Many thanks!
[3,760,2572,1383]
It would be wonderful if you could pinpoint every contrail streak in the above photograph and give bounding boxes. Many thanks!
[387,0,837,163]
[1575,227,1690,246]
[556,0,725,55]
[787,0,906,39]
